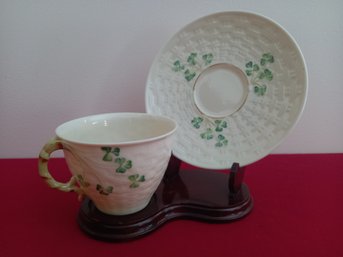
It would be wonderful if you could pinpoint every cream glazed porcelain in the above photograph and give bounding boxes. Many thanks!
[146,11,308,169]
[39,113,177,215]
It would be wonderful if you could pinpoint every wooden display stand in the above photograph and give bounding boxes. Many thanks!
[77,155,253,241]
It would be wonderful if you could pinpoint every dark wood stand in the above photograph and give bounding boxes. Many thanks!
[77,155,253,241]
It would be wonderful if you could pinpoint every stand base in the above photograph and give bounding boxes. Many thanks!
[77,166,253,241]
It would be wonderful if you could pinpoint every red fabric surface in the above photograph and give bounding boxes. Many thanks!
[1,154,342,257]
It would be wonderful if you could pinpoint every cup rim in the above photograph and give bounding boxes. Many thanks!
[55,112,177,146]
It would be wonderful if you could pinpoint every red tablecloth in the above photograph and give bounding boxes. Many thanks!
[1,154,342,257]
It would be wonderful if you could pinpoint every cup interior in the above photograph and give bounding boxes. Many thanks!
[55,113,177,145]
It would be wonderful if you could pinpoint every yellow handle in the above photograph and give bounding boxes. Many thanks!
[38,137,80,194]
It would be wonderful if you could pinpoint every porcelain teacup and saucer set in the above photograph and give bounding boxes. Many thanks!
[38,11,307,241]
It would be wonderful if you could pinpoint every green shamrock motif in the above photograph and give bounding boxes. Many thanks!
[215,135,228,147]
[184,69,196,82]
[200,128,214,140]
[101,146,147,190]
[192,116,229,147]
[254,84,267,96]
[96,184,113,195]
[191,117,203,129]
[128,174,146,188]
[260,53,274,66]
[172,60,185,72]
[172,52,214,82]
[215,120,227,132]
[115,157,132,173]
[101,147,133,173]
[187,53,197,65]
[101,147,120,161]
[202,53,214,65]
[245,53,274,96]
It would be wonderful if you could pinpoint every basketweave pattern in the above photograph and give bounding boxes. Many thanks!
[146,12,307,169]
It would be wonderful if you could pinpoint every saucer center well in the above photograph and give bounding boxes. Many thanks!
[193,63,249,118]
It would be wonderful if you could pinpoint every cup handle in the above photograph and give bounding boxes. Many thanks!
[38,137,80,194]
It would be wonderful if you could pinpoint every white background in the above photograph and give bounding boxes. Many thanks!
[1,0,342,158]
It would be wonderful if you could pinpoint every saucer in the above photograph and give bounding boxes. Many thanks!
[145,11,308,169]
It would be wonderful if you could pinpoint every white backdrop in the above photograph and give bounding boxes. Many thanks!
[1,0,342,158]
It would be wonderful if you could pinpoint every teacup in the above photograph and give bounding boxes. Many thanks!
[38,113,177,215]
